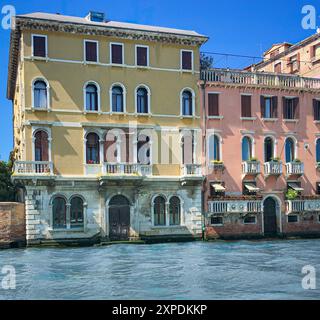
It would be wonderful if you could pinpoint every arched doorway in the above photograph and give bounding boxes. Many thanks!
[263,197,278,236]
[108,195,131,241]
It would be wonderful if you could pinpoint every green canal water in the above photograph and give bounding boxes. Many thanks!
[0,240,319,300]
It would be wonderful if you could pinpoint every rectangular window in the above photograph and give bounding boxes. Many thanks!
[283,97,299,120]
[111,43,124,65]
[311,44,320,60]
[243,216,256,224]
[274,62,281,73]
[210,182,226,198]
[261,96,278,119]
[181,50,193,71]
[313,99,320,121]
[85,41,98,62]
[243,181,258,196]
[136,46,149,67]
[211,216,223,226]
[32,35,47,58]
[289,54,299,73]
[241,95,252,117]
[288,215,298,223]
[208,93,219,116]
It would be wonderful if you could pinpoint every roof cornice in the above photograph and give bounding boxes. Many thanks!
[7,15,208,101]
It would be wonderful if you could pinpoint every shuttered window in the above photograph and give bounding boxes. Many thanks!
[111,43,123,64]
[181,51,192,70]
[241,95,252,117]
[314,99,320,121]
[283,97,299,120]
[261,96,278,119]
[208,93,219,116]
[33,35,46,57]
[136,46,148,66]
[85,41,98,62]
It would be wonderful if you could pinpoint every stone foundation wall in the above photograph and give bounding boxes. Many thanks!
[206,214,263,240]
[282,213,320,236]
[0,202,25,247]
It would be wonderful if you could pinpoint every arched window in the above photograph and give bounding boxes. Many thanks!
[154,196,166,226]
[242,136,253,161]
[33,80,48,109]
[109,195,130,206]
[264,137,274,162]
[53,197,66,229]
[285,138,295,163]
[86,133,100,164]
[181,132,194,165]
[34,130,49,162]
[182,90,193,116]
[137,87,149,114]
[209,134,221,162]
[85,84,98,111]
[317,139,320,163]
[137,134,151,165]
[112,86,124,113]
[169,196,181,226]
[70,197,84,229]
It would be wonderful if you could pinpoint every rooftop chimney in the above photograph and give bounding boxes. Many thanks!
[85,11,105,22]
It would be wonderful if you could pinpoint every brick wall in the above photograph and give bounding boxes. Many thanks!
[282,213,320,236]
[206,214,263,240]
[0,203,25,248]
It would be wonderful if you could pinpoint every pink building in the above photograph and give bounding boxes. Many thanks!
[200,68,320,239]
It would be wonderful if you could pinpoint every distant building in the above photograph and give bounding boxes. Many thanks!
[252,31,320,78]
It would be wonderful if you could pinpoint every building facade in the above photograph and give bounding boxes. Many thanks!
[200,68,320,239]
[252,31,320,78]
[7,12,208,245]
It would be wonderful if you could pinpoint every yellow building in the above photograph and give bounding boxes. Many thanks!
[7,12,208,245]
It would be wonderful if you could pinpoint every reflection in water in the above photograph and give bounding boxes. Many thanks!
[0,240,320,300]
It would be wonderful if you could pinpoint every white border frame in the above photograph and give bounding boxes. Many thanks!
[31,77,51,111]
[135,45,150,67]
[83,39,99,63]
[110,42,124,65]
[109,83,127,114]
[284,136,298,163]
[180,49,194,72]
[32,126,52,162]
[180,88,196,118]
[31,34,48,58]
[83,81,101,113]
[135,84,151,115]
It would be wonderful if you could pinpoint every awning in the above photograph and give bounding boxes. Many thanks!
[244,184,260,192]
[288,183,304,192]
[212,184,226,192]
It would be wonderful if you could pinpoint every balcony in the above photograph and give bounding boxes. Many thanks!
[286,199,320,214]
[242,161,261,175]
[264,161,282,177]
[285,162,304,176]
[200,68,320,90]
[103,163,152,176]
[181,164,202,177]
[13,161,54,176]
[208,199,262,214]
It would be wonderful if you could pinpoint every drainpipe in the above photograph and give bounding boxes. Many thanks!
[200,72,207,241]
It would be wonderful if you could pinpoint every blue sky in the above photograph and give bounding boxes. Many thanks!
[0,0,317,160]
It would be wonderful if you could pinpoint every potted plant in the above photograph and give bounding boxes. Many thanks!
[249,157,259,162]
[286,188,299,200]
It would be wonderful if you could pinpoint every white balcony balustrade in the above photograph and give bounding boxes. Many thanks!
[264,161,282,176]
[286,199,320,214]
[181,164,202,176]
[200,69,320,90]
[242,161,261,175]
[285,162,304,176]
[208,200,262,214]
[13,161,53,175]
[103,163,152,176]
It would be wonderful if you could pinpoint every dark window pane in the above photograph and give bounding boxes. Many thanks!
[86,133,100,164]
[154,196,166,226]
[137,88,148,113]
[182,91,193,116]
[86,84,98,111]
[182,51,192,70]
[34,130,49,163]
[34,81,47,109]
[169,196,180,226]
[85,41,98,62]
[211,216,223,225]
[111,44,123,64]
[33,36,46,57]
[112,86,123,112]
[70,197,84,228]
[53,197,66,229]
[208,94,219,116]
[137,46,148,66]
[241,95,251,117]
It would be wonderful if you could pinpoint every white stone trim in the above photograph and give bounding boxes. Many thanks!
[135,44,150,67]
[31,77,51,111]
[180,87,196,118]
[109,82,127,114]
[180,49,194,72]
[31,34,48,58]
[83,39,99,64]
[32,126,52,162]
[109,42,124,65]
[83,80,101,113]
[135,84,152,115]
